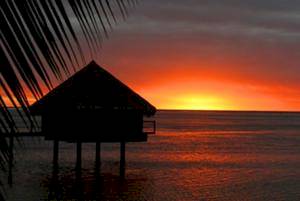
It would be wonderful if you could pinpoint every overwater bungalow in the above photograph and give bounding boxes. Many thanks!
[29,61,156,176]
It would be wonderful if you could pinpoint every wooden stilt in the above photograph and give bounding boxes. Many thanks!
[9,135,14,167]
[51,141,59,198]
[120,141,126,178]
[76,142,82,171]
[53,140,59,169]
[8,136,14,186]
[95,142,101,170]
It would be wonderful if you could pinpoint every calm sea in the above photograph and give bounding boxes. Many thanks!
[1,110,300,201]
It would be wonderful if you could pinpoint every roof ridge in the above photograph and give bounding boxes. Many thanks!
[29,61,156,116]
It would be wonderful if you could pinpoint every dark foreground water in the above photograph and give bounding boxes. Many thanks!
[1,110,300,201]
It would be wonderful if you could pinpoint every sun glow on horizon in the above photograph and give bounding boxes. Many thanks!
[147,93,235,111]
[138,77,300,112]
[168,95,232,110]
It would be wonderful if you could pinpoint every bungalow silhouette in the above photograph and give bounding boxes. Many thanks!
[29,61,156,176]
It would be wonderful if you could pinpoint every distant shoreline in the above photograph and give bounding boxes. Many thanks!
[158,109,300,113]
[7,107,300,113]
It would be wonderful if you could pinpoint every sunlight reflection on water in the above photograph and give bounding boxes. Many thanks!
[2,111,300,200]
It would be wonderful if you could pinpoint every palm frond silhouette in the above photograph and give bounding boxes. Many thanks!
[0,0,139,197]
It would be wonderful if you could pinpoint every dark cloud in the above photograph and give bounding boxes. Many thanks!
[113,0,300,42]
[103,1,300,74]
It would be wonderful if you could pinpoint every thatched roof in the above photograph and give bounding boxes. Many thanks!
[29,61,156,116]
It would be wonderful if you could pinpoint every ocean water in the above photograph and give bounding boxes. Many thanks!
[1,110,300,201]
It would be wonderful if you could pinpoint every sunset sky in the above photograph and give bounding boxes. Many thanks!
[4,1,299,111]
[91,0,300,111]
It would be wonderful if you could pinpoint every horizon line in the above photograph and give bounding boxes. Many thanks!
[157,108,300,113]
[6,107,300,113]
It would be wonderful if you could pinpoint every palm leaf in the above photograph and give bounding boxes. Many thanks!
[0,2,140,198]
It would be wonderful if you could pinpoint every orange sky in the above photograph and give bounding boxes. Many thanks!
[98,60,300,111]
[5,62,299,111]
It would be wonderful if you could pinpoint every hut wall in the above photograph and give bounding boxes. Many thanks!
[42,109,146,142]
